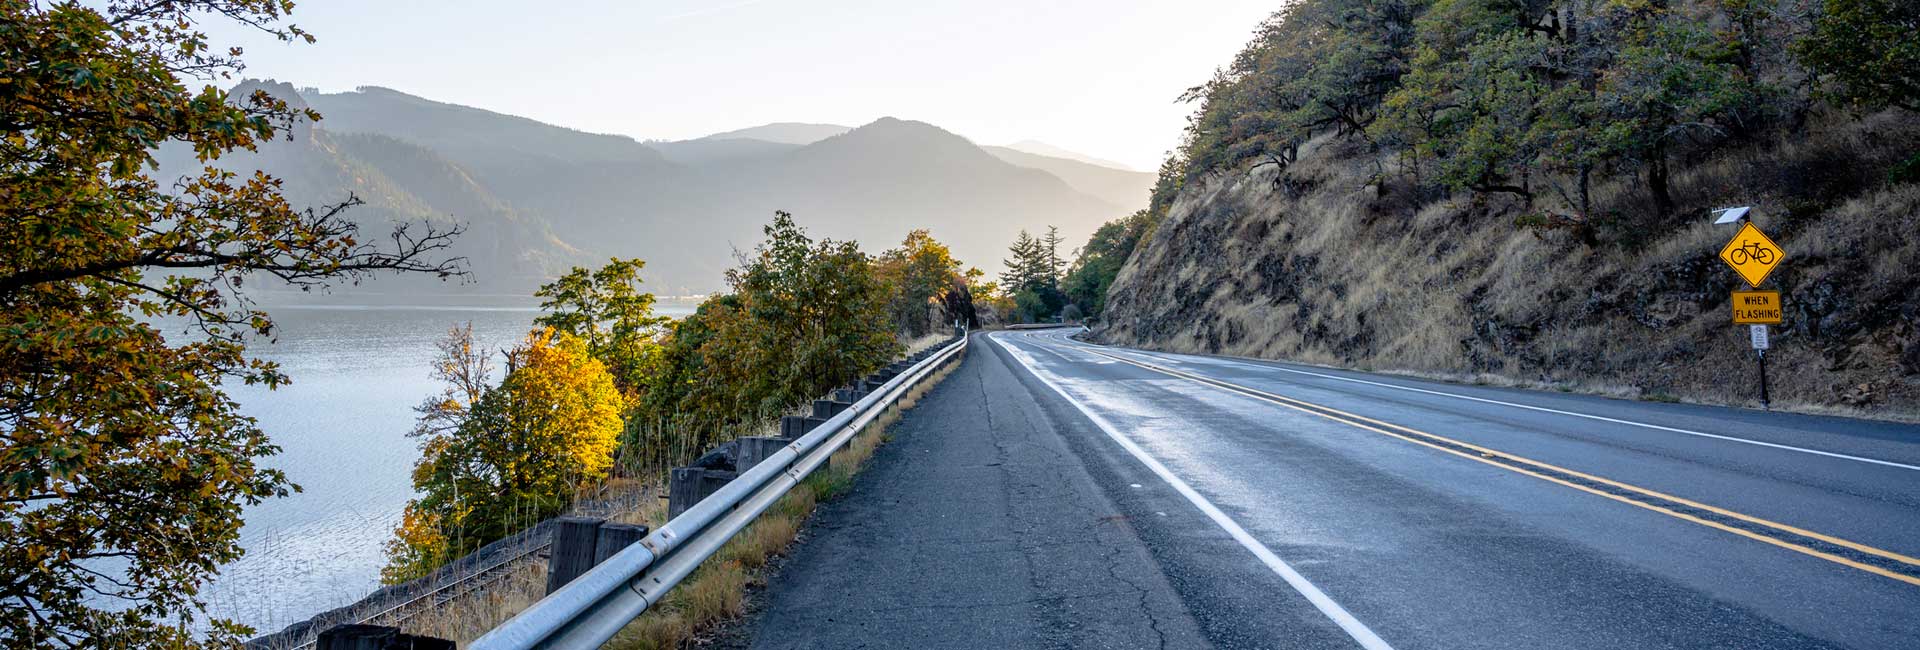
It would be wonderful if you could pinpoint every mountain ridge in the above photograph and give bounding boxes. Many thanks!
[202,83,1135,294]
[699,122,851,144]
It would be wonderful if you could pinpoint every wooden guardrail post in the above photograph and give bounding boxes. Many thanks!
[667,466,739,518]
[317,624,453,650]
[545,517,604,595]
[731,436,790,472]
[812,398,848,418]
[547,518,653,595]
[593,523,650,565]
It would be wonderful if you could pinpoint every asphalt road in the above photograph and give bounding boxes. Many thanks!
[743,330,1920,649]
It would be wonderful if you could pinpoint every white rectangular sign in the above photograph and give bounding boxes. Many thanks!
[1749,324,1770,350]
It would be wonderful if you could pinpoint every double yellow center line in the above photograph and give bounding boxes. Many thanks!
[1079,346,1920,588]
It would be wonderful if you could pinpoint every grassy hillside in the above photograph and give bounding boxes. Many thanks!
[1094,0,1920,416]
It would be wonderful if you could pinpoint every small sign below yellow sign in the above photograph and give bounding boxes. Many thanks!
[1718,222,1785,287]
[1731,290,1782,324]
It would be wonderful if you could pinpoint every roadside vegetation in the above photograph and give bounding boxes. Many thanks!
[987,210,1152,325]
[983,226,1072,323]
[0,3,979,646]
[377,212,978,596]
[604,346,961,650]
[1085,0,1920,413]
[0,3,467,648]
[1155,0,1918,242]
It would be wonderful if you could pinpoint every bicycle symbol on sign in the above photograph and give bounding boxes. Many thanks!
[1728,240,1775,265]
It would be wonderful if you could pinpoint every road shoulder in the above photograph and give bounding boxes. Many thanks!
[722,334,1209,649]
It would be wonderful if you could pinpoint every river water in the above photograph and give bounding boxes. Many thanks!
[193,301,695,635]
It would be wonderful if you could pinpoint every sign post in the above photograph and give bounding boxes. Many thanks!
[1714,208,1785,410]
[1750,325,1771,408]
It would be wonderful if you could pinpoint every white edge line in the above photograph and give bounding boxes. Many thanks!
[991,333,1395,650]
[1082,336,1920,473]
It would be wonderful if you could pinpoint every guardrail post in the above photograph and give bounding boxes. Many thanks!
[812,398,848,418]
[668,467,738,518]
[317,624,453,650]
[546,517,605,595]
[593,523,651,565]
[732,436,790,472]
[779,415,806,439]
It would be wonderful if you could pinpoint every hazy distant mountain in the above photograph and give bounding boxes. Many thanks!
[648,137,799,166]
[712,118,1124,277]
[149,81,589,294]
[646,122,851,165]
[1003,140,1138,171]
[983,146,1152,212]
[304,86,670,185]
[700,122,851,145]
[194,84,1128,294]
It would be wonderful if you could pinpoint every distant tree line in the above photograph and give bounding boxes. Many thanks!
[986,212,1154,325]
[993,227,1067,322]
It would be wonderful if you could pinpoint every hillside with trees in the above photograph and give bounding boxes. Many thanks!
[1086,0,1920,414]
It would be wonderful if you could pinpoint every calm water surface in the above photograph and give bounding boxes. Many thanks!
[195,302,694,635]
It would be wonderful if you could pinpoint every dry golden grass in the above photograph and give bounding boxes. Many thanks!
[900,332,955,355]
[680,561,749,622]
[605,611,690,650]
[395,564,548,647]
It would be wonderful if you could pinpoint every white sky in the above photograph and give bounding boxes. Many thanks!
[203,0,1281,170]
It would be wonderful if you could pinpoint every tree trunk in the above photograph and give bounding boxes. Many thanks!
[1647,147,1675,219]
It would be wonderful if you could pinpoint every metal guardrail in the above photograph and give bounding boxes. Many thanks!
[470,334,969,650]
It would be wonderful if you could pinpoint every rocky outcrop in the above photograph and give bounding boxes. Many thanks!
[1097,119,1920,416]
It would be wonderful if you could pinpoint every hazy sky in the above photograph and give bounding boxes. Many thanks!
[203,0,1280,171]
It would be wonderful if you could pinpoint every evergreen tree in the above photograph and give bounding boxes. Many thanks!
[1042,226,1066,287]
[1064,211,1153,318]
[1000,229,1040,291]
[999,227,1067,322]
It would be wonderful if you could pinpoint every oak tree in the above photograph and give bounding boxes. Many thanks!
[875,230,962,337]
[1,1,463,647]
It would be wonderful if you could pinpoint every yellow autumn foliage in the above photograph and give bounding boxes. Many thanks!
[498,328,626,485]
[383,327,625,583]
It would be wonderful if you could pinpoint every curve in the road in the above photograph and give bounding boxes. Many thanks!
[1073,343,1920,588]
[1011,337,1399,650]
[1142,348,1920,472]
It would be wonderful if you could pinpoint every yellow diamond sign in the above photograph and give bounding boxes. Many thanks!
[1718,222,1784,288]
